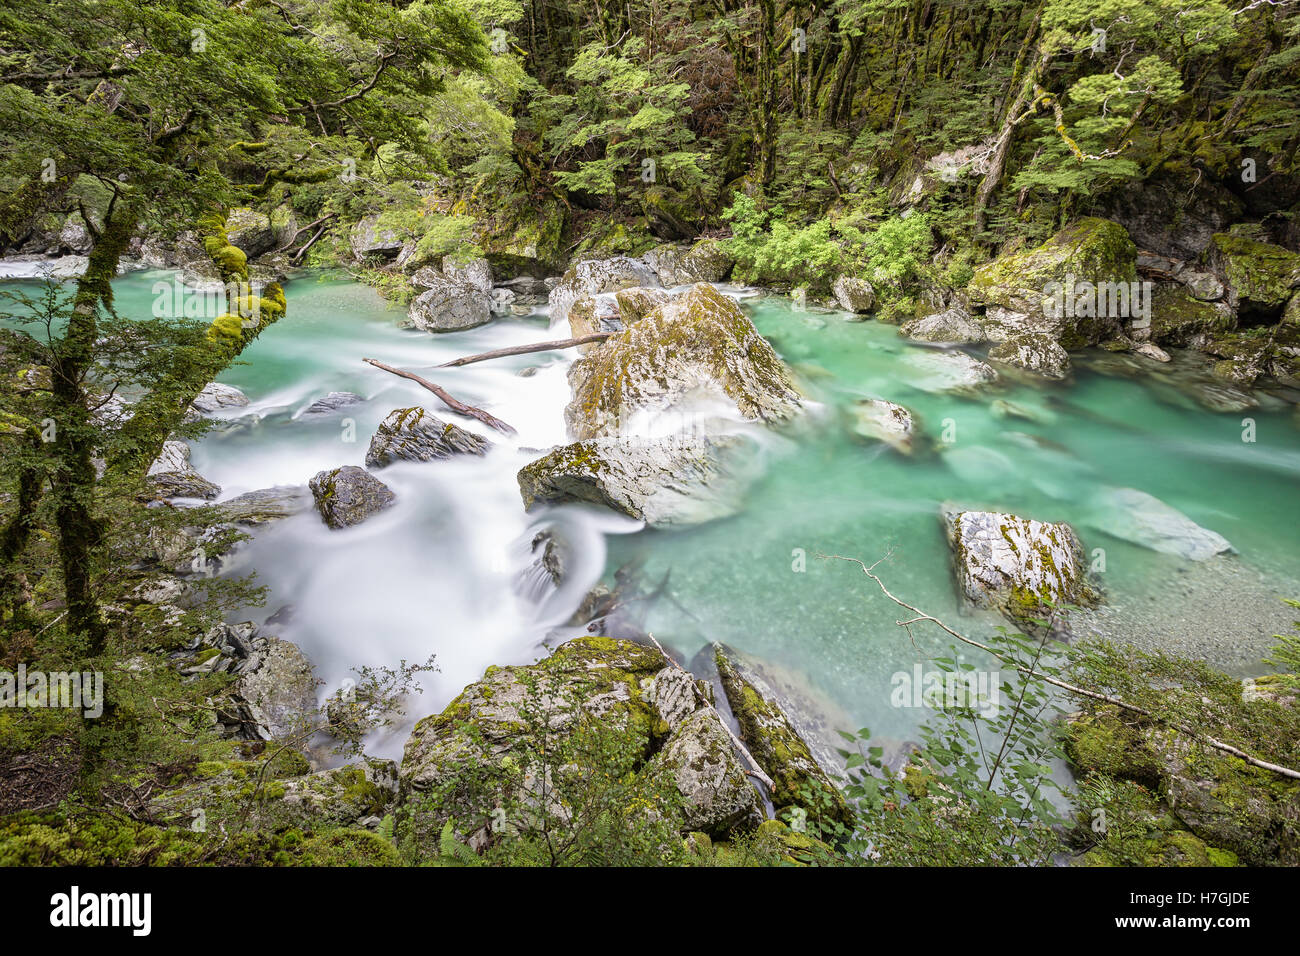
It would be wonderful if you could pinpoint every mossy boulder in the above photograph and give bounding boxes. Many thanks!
[641,185,700,240]
[225,207,277,258]
[715,644,852,837]
[943,508,1095,626]
[307,465,396,529]
[967,217,1138,348]
[1147,284,1236,346]
[349,214,405,261]
[564,283,802,441]
[643,240,735,286]
[644,708,764,837]
[479,198,567,276]
[365,406,489,469]
[1206,233,1300,319]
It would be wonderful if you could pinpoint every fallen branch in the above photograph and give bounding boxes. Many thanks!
[646,632,777,792]
[818,552,1300,781]
[362,358,517,435]
[440,332,615,368]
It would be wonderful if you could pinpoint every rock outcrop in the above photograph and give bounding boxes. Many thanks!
[365,406,489,468]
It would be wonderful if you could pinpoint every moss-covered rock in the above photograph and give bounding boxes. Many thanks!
[547,256,660,328]
[967,217,1138,348]
[565,283,802,440]
[1147,284,1236,346]
[1207,233,1300,319]
[715,644,852,837]
[644,708,764,837]
[943,507,1095,626]
[987,333,1071,380]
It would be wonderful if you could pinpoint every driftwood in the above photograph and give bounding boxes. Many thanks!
[362,358,517,435]
[440,332,615,368]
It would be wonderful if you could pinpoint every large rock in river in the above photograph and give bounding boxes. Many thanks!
[565,283,802,440]
[147,440,220,500]
[308,465,396,529]
[365,406,489,468]
[518,434,759,528]
[943,508,1094,624]
[987,332,1071,380]
[408,271,492,332]
[899,307,985,344]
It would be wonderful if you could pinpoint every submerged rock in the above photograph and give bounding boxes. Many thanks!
[565,283,802,440]
[365,406,489,468]
[832,275,876,314]
[714,644,852,835]
[517,434,760,528]
[308,465,396,529]
[218,486,312,526]
[299,391,364,416]
[147,440,220,500]
[1083,486,1233,561]
[943,508,1093,624]
[847,398,917,454]
[900,349,999,393]
[899,307,985,344]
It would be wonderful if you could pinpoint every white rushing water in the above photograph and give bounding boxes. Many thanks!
[179,274,643,757]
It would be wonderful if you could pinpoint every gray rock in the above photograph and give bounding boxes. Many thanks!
[642,240,734,286]
[943,507,1093,623]
[547,256,659,328]
[832,275,876,314]
[299,391,364,416]
[988,333,1071,380]
[408,273,492,332]
[518,434,760,528]
[350,214,404,260]
[225,207,277,258]
[645,708,763,837]
[365,406,490,468]
[190,382,250,414]
[442,256,493,294]
[147,440,220,500]
[899,307,985,344]
[230,637,318,741]
[308,465,396,529]
[218,486,312,526]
